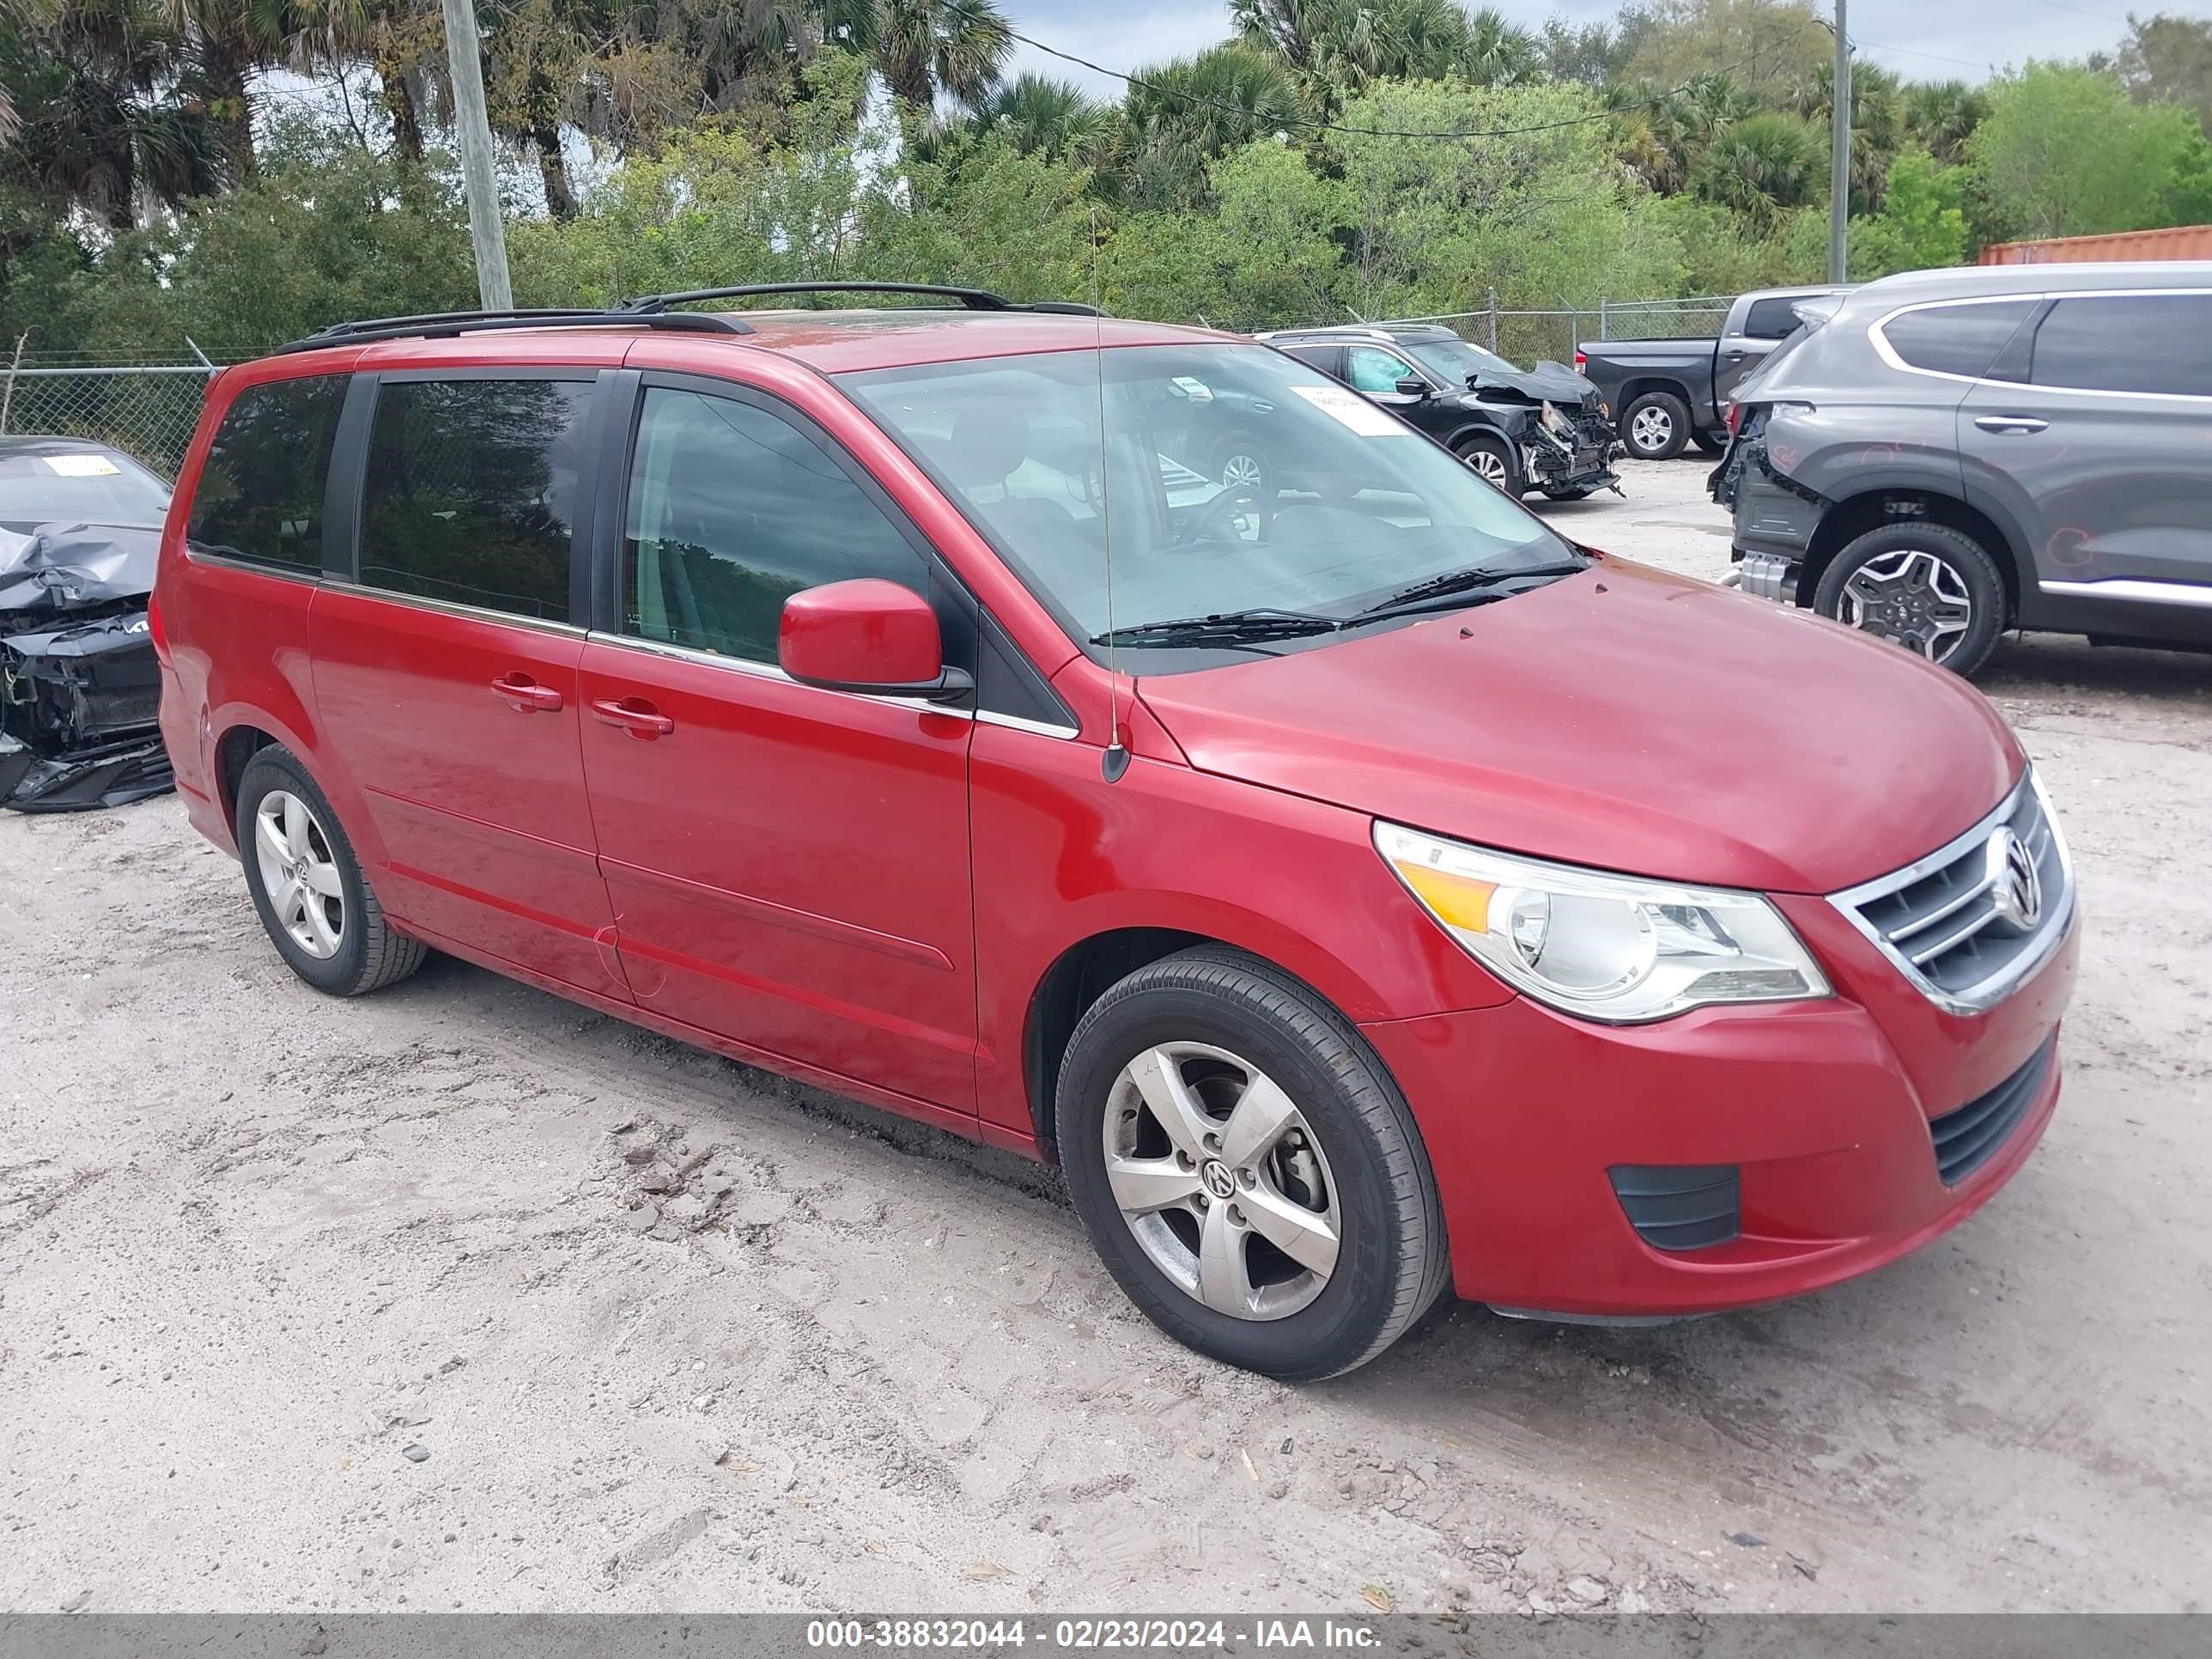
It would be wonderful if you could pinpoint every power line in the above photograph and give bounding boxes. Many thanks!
[957,2,1768,143]
[1851,36,1997,72]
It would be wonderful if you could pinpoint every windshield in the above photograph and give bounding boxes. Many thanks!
[0,448,172,526]
[841,343,1575,664]
[1402,336,1520,383]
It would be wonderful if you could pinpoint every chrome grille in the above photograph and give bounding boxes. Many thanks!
[1830,770,2075,1016]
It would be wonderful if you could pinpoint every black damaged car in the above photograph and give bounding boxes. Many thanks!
[1255,323,1620,501]
[0,436,175,811]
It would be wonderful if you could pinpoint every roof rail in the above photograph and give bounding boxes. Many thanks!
[616,281,1100,317]
[273,307,754,356]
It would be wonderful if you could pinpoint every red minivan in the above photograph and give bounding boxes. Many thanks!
[154,284,2078,1378]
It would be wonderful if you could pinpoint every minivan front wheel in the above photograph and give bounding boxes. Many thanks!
[1814,522,2006,676]
[1058,947,1449,1380]
[237,746,426,996]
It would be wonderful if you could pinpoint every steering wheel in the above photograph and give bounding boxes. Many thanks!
[1182,483,1273,546]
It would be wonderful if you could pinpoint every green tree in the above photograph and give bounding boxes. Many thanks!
[1625,0,1829,100]
[1689,107,1821,229]
[840,0,1012,112]
[1850,146,1967,277]
[1966,61,2209,242]
[1904,79,1987,166]
[1104,43,1302,210]
[1327,76,1682,319]
[2116,10,2212,134]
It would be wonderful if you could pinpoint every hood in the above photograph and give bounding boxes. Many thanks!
[1136,560,2022,895]
[1468,360,1600,405]
[0,521,160,615]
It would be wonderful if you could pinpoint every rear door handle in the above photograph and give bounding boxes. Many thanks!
[590,697,675,739]
[1975,416,2050,434]
[490,673,563,713]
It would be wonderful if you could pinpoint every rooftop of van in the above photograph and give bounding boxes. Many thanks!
[271,305,1231,379]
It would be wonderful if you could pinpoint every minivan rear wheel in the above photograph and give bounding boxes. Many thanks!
[1814,522,2007,677]
[236,746,426,996]
[1057,946,1449,1380]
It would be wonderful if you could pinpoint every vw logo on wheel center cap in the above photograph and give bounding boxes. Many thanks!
[1984,826,2043,933]
[1201,1159,1237,1200]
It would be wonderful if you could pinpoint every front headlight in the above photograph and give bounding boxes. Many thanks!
[1374,822,1830,1024]
[1539,400,1575,438]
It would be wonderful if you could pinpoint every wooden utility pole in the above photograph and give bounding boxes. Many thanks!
[441,0,513,310]
[1829,0,1851,283]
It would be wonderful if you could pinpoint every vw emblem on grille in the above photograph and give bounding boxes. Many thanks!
[1985,827,2043,934]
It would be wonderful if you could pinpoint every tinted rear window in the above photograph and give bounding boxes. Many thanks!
[1742,297,1805,339]
[357,378,591,622]
[1880,301,2038,380]
[2031,295,2212,397]
[185,374,348,569]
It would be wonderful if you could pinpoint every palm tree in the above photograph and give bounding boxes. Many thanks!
[3,0,222,227]
[1691,108,1822,230]
[1105,42,1301,209]
[1784,58,1904,209]
[1231,0,1532,114]
[162,0,305,181]
[958,73,1107,163]
[838,0,1011,112]
[1904,78,1987,165]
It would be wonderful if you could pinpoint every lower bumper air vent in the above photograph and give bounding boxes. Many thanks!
[1929,1036,2056,1186]
[1609,1164,1741,1252]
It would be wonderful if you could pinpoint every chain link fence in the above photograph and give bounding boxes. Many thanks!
[1376,295,1735,367]
[0,362,220,478]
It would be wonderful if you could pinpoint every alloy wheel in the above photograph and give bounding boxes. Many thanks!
[1466,448,1511,489]
[253,789,346,959]
[1102,1042,1340,1321]
[1837,549,1974,662]
[1630,406,1674,453]
[1219,453,1265,491]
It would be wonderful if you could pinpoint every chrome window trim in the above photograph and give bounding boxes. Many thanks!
[185,548,325,584]
[1827,769,2075,1018]
[2039,577,2212,611]
[582,628,979,720]
[975,709,1081,741]
[1869,287,2212,403]
[322,576,586,638]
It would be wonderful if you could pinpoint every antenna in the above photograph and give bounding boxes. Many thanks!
[1094,204,1129,784]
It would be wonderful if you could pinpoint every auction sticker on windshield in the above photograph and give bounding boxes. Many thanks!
[43,454,122,476]
[1289,384,1413,437]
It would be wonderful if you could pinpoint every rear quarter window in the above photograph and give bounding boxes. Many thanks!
[1877,300,2039,380]
[185,374,349,570]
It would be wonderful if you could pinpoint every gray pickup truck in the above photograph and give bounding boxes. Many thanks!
[1576,286,1851,460]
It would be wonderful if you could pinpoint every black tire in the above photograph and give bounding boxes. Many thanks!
[1541,485,1599,501]
[1209,434,1274,501]
[1620,390,1692,460]
[1057,946,1450,1381]
[1692,429,1729,458]
[1454,432,1522,495]
[236,745,426,996]
[1811,520,2008,678]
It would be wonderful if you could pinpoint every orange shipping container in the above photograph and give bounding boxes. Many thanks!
[1978,224,2212,264]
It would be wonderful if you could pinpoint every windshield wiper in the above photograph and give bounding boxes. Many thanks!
[1091,608,1346,648]
[1356,559,1591,621]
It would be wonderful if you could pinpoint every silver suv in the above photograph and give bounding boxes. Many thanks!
[1713,263,2212,675]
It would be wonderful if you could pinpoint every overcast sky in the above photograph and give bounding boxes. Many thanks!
[1000,0,2212,92]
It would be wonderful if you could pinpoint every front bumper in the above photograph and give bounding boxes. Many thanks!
[1361,903,2078,1317]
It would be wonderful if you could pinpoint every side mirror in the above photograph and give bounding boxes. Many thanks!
[778,579,973,703]
[1395,378,1428,398]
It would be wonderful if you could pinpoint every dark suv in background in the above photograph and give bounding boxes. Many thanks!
[1714,263,2212,675]
[1256,324,1619,501]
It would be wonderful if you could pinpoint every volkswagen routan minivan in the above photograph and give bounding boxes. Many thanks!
[154,283,2078,1378]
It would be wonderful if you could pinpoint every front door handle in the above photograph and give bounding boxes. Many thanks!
[590,697,675,739]
[1975,416,2050,435]
[490,673,563,713]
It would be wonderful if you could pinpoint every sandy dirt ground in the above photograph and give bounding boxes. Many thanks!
[3,459,2208,1616]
